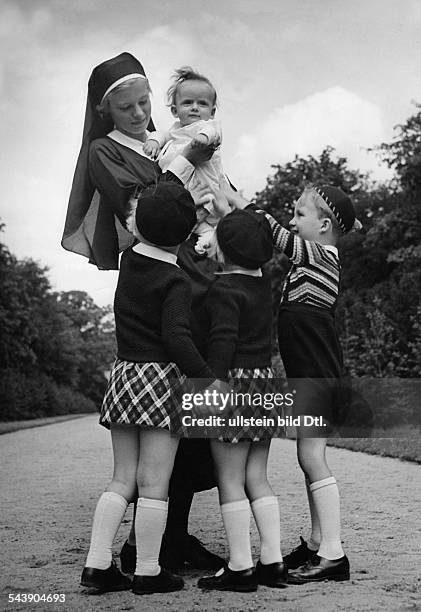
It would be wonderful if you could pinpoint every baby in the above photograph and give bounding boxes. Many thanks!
[144,67,224,254]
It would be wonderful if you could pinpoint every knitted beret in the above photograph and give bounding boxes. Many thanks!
[216,209,273,269]
[314,185,359,234]
[135,182,197,247]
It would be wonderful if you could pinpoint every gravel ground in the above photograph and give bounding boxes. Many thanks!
[1,415,420,612]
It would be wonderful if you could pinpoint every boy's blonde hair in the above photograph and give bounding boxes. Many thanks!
[166,66,217,107]
[304,185,342,241]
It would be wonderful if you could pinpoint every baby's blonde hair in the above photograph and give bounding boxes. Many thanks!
[166,66,217,107]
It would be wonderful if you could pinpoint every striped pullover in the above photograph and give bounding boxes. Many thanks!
[264,213,340,309]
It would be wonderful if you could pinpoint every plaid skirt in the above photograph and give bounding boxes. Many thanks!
[219,366,285,444]
[100,359,185,431]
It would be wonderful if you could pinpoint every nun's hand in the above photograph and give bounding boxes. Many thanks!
[182,139,217,166]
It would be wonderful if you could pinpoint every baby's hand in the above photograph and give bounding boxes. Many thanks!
[143,139,160,159]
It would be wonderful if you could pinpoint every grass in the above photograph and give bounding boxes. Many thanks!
[327,425,421,463]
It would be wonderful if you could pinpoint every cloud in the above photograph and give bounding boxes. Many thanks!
[229,86,392,197]
[0,12,202,305]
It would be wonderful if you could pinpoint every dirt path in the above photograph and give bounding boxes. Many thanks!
[1,415,420,612]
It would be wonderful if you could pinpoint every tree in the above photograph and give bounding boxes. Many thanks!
[57,291,115,403]
[0,224,115,419]
[254,146,370,226]
[252,124,421,379]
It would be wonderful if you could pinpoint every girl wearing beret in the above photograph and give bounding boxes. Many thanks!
[81,182,217,595]
[62,52,223,591]
[197,206,287,593]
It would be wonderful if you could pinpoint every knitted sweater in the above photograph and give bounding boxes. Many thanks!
[114,248,214,379]
[205,273,273,379]
[264,213,340,309]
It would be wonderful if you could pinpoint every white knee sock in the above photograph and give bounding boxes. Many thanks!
[305,478,321,551]
[221,499,253,571]
[135,497,168,576]
[309,477,344,560]
[251,496,283,564]
[86,491,128,569]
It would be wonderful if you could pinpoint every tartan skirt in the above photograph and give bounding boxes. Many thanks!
[100,359,185,431]
[219,366,285,444]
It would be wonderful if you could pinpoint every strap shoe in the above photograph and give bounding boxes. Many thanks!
[198,566,257,592]
[132,568,184,595]
[288,554,350,583]
[80,560,132,591]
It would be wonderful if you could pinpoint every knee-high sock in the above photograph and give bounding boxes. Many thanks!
[305,478,321,551]
[309,477,344,560]
[221,499,253,571]
[135,497,168,576]
[251,496,283,564]
[86,491,128,569]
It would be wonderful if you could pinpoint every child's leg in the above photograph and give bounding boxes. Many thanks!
[134,428,179,576]
[246,441,283,565]
[297,436,344,560]
[305,476,321,551]
[85,424,138,570]
[211,439,253,571]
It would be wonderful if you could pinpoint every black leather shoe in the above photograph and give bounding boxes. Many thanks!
[80,560,132,591]
[132,568,184,595]
[120,540,136,574]
[255,560,288,588]
[284,537,316,570]
[288,554,350,584]
[198,566,257,592]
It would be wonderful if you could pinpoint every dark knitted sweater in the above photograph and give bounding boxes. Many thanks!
[114,248,214,379]
[205,273,273,379]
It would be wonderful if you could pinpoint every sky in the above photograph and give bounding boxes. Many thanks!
[1,0,420,305]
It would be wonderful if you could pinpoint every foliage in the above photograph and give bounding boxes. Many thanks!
[254,110,421,385]
[0,232,115,420]
[2,105,421,423]
[0,369,96,420]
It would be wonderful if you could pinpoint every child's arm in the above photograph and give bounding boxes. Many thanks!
[212,182,335,265]
[194,120,221,146]
[206,280,242,380]
[143,129,170,160]
[161,275,215,380]
[264,212,333,266]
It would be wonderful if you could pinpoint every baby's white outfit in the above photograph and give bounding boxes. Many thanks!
[148,119,223,254]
